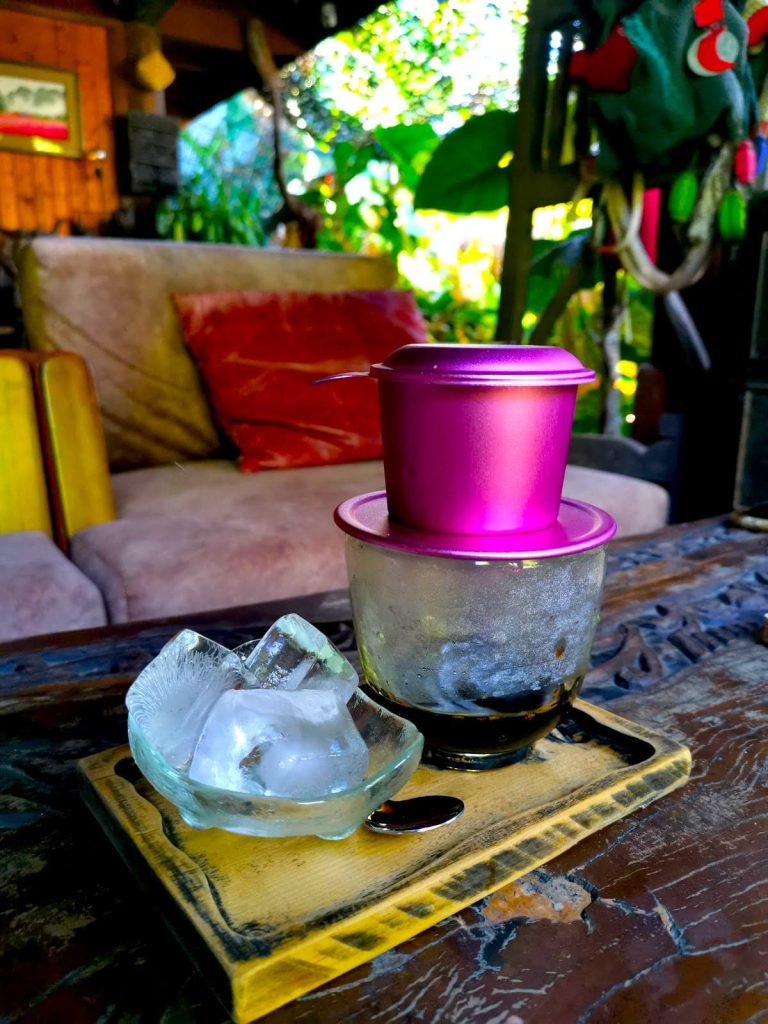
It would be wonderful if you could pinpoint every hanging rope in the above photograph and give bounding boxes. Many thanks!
[603,173,714,293]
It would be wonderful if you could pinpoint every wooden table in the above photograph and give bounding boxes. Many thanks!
[2,518,767,1023]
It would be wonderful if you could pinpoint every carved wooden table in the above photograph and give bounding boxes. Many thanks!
[2,517,767,1023]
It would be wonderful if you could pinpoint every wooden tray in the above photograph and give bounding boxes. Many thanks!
[79,699,691,1023]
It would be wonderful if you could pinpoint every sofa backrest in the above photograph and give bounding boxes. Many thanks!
[18,238,397,471]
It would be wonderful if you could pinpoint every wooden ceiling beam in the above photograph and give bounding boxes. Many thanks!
[3,0,380,121]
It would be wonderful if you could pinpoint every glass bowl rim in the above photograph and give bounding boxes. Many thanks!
[127,686,425,809]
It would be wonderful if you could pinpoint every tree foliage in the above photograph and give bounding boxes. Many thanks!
[283,0,525,143]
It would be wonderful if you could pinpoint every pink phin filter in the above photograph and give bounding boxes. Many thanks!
[369,344,596,535]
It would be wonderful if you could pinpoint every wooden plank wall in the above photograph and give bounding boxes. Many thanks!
[0,9,119,232]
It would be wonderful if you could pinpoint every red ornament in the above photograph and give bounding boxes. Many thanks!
[640,188,661,265]
[687,25,739,75]
[569,25,638,93]
[693,0,724,28]
[735,139,757,183]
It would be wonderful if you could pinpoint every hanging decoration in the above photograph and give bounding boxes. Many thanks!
[569,0,768,293]
[688,0,739,76]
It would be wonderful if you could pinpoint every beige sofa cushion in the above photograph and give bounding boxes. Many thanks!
[71,461,386,623]
[70,460,668,624]
[563,464,669,538]
[0,531,107,642]
[19,239,397,471]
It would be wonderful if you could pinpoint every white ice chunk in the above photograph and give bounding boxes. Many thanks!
[188,688,368,798]
[126,629,256,770]
[234,613,358,702]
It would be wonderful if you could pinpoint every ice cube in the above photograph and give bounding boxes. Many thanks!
[188,688,368,799]
[234,614,358,702]
[126,629,256,770]
[232,638,260,662]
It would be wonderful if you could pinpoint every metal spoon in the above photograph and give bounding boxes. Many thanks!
[364,795,464,835]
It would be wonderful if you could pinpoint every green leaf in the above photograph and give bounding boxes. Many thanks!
[525,233,599,317]
[378,211,403,253]
[333,142,376,186]
[530,232,591,274]
[414,110,516,213]
[333,140,355,176]
[374,123,440,191]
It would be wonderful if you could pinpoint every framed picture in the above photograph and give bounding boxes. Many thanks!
[0,61,82,158]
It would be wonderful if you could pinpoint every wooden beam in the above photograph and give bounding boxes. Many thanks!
[495,4,552,341]
[495,0,581,342]
[159,0,251,51]
[0,0,119,28]
[7,0,312,57]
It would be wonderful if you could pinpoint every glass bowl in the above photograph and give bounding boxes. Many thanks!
[127,688,424,841]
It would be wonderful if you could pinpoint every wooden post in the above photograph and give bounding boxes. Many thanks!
[495,0,580,342]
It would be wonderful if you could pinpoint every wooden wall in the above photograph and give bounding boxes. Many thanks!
[0,9,119,232]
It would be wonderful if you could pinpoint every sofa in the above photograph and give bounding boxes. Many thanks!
[7,237,669,637]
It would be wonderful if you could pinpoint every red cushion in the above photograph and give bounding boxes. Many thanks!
[174,289,428,471]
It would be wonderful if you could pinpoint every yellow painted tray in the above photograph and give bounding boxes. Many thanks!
[79,699,691,1024]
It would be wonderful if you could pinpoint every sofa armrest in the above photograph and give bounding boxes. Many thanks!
[0,531,107,642]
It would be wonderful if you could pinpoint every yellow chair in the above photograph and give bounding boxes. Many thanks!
[0,353,52,537]
[36,351,116,547]
[0,350,115,549]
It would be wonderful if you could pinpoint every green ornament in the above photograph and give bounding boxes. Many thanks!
[718,189,747,241]
[669,171,699,222]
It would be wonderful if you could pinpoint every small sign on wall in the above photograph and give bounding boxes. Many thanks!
[0,60,82,158]
[116,111,178,196]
